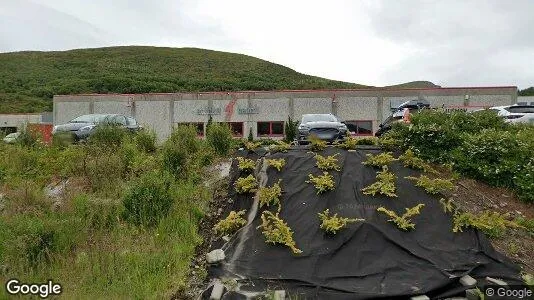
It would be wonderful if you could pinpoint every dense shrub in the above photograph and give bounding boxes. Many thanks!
[134,128,157,153]
[513,158,534,203]
[162,140,188,179]
[206,122,233,156]
[89,125,125,148]
[122,171,174,227]
[168,125,200,154]
[16,126,40,148]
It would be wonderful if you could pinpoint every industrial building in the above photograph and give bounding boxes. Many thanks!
[52,86,518,140]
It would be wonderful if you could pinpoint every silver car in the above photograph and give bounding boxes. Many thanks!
[489,105,534,124]
[2,132,21,144]
[297,114,347,144]
[52,114,141,141]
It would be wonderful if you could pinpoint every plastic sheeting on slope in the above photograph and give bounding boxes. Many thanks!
[209,147,521,299]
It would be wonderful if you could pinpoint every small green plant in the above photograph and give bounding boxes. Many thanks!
[245,141,262,151]
[315,153,341,171]
[258,179,283,211]
[266,158,286,171]
[452,211,524,238]
[257,211,302,254]
[306,172,335,194]
[214,210,247,235]
[335,136,358,150]
[356,137,379,145]
[309,135,327,151]
[361,166,397,197]
[134,128,157,153]
[405,175,454,195]
[318,209,364,234]
[362,152,397,168]
[237,157,256,172]
[398,149,437,174]
[234,174,258,194]
[439,198,454,213]
[269,141,291,153]
[376,204,425,231]
[284,115,299,143]
[207,122,233,156]
[515,217,534,234]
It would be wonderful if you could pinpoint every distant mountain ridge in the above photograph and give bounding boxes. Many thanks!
[0,46,438,113]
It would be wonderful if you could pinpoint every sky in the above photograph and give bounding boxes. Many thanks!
[1,0,533,89]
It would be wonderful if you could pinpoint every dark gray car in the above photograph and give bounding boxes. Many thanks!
[52,114,141,141]
[297,114,347,145]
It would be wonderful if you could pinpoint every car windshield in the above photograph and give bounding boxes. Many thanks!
[505,106,534,114]
[302,114,338,123]
[70,114,109,123]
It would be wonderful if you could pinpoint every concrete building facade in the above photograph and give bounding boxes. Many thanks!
[53,86,518,140]
[0,112,52,134]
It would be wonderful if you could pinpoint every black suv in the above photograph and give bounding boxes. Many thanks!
[297,114,347,144]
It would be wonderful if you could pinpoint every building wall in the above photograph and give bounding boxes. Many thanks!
[53,86,518,140]
[518,96,534,105]
[0,114,44,130]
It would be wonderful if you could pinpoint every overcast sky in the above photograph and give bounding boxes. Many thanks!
[1,0,533,88]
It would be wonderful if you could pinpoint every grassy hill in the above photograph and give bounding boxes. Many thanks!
[386,81,440,89]
[0,46,436,113]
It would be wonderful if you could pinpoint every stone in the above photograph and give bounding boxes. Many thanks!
[486,276,508,286]
[210,281,225,300]
[466,288,480,300]
[274,290,286,300]
[410,296,430,300]
[459,275,477,286]
[206,249,225,264]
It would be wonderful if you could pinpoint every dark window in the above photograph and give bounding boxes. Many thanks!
[229,122,244,137]
[257,121,284,136]
[345,120,373,136]
[505,106,534,113]
[178,122,204,136]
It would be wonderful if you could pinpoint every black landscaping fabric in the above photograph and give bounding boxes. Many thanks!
[209,147,522,299]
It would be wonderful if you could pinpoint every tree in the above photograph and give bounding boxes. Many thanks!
[284,115,299,143]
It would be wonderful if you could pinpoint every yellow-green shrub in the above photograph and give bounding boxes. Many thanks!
[309,135,327,152]
[318,209,364,234]
[398,149,437,174]
[214,210,247,235]
[377,204,425,231]
[361,166,397,197]
[315,153,341,171]
[452,211,523,238]
[237,157,256,172]
[266,158,285,171]
[306,172,335,194]
[362,152,397,168]
[258,180,283,210]
[234,174,258,194]
[257,211,302,254]
[405,175,454,195]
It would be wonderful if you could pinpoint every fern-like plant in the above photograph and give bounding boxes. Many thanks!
[335,136,358,150]
[237,157,256,172]
[234,174,258,194]
[266,158,286,171]
[439,198,454,213]
[258,179,283,211]
[269,141,291,153]
[309,135,327,151]
[257,211,302,254]
[315,153,341,171]
[318,209,364,234]
[398,149,437,174]
[376,204,425,231]
[361,166,397,197]
[214,210,247,235]
[452,210,524,238]
[306,172,335,194]
[362,152,398,168]
[405,175,454,195]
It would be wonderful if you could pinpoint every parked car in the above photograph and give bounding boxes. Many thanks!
[2,132,20,144]
[488,105,534,124]
[52,114,141,141]
[375,99,431,137]
[297,114,347,144]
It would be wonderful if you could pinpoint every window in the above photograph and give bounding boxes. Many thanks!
[344,120,373,136]
[257,121,284,136]
[178,122,204,136]
[228,122,244,137]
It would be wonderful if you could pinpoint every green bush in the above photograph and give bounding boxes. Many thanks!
[161,140,188,179]
[514,158,534,203]
[168,125,200,154]
[134,128,157,153]
[284,116,299,143]
[89,124,126,148]
[16,126,40,148]
[122,171,174,227]
[206,123,233,156]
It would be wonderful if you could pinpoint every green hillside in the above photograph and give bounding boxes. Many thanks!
[0,46,373,113]
[386,81,440,89]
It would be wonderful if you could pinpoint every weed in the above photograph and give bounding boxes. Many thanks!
[309,135,327,151]
[257,211,302,254]
[269,141,291,153]
[318,209,364,234]
[214,210,247,235]
[376,204,425,231]
[405,175,454,195]
[266,158,286,171]
[515,217,534,234]
[439,198,454,213]
[398,149,437,174]
[135,128,157,153]
[234,174,258,194]
[258,180,283,211]
[361,166,397,197]
[362,152,397,168]
[452,211,524,238]
[306,172,335,194]
[89,125,125,148]
[207,123,233,156]
[237,157,256,172]
[315,153,341,171]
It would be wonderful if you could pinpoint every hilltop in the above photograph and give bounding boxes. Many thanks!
[0,46,436,113]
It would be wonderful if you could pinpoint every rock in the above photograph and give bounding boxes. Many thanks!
[210,280,225,300]
[466,288,480,300]
[499,202,507,207]
[486,276,508,286]
[217,208,223,215]
[206,249,225,264]
[459,275,477,286]
[410,295,430,300]
[222,235,230,242]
